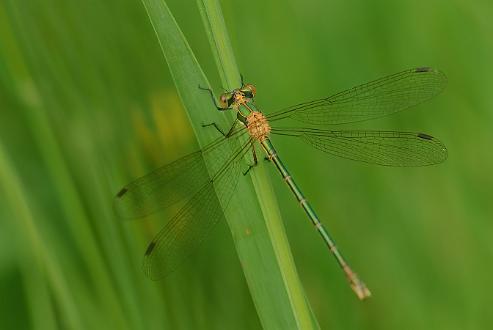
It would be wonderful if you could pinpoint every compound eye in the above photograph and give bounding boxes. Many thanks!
[219,93,233,108]
[242,84,256,98]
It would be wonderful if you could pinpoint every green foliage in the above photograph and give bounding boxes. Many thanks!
[1,0,492,329]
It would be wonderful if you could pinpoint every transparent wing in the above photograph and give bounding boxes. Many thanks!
[267,67,447,125]
[272,128,447,166]
[113,128,247,219]
[143,138,251,279]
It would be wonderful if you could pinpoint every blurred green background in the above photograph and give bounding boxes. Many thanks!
[1,0,492,329]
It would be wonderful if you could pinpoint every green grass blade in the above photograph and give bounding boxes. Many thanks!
[0,142,80,330]
[141,0,319,328]
[0,3,140,328]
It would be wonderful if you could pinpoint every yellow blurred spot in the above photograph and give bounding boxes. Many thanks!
[151,90,194,154]
[129,88,196,166]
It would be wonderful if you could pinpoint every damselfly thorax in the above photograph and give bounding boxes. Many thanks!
[245,111,271,141]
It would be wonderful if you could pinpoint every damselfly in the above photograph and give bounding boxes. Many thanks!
[114,67,447,300]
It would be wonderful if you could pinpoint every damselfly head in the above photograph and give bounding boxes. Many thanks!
[240,83,256,99]
[219,83,256,109]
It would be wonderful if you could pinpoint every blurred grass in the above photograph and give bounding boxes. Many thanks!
[1,0,492,329]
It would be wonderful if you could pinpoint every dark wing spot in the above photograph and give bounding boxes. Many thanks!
[417,133,433,140]
[415,67,432,73]
[116,187,128,198]
[145,241,156,256]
